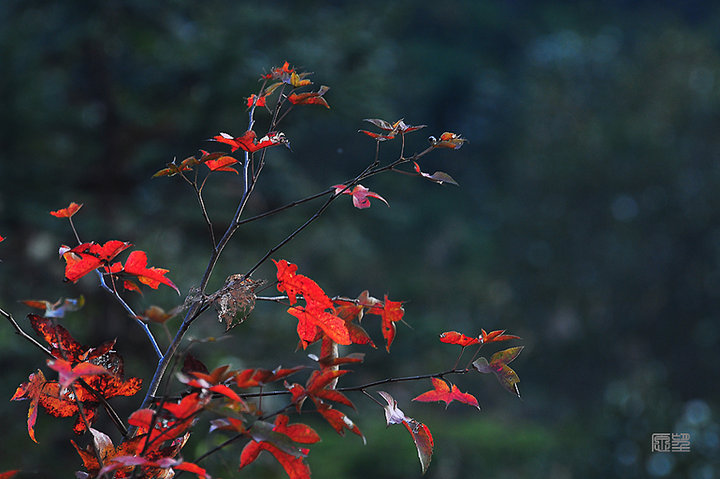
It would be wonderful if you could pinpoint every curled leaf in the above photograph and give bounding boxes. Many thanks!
[413,162,459,186]
[21,295,85,319]
[429,132,467,149]
[377,391,434,474]
[473,346,524,397]
[288,85,330,108]
[204,155,239,173]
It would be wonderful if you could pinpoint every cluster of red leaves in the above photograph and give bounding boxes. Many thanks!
[253,61,331,110]
[239,415,320,479]
[439,329,524,397]
[274,259,352,348]
[176,359,330,478]
[11,315,142,441]
[72,393,210,479]
[211,130,289,154]
[274,260,405,352]
[59,239,179,294]
[285,356,365,443]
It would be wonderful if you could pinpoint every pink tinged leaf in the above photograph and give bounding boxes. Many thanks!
[473,346,524,398]
[377,391,410,426]
[376,391,434,474]
[332,184,389,209]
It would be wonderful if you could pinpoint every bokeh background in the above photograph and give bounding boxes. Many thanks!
[2,1,719,477]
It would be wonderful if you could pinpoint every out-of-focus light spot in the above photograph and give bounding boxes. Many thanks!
[611,194,639,221]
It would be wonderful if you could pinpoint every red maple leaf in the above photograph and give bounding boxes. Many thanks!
[288,85,330,108]
[119,250,180,294]
[246,93,268,108]
[333,184,389,209]
[178,365,246,405]
[480,328,521,344]
[286,369,353,412]
[287,305,351,347]
[211,130,288,153]
[412,377,480,410]
[234,366,304,389]
[204,155,239,173]
[273,259,351,348]
[50,202,83,218]
[10,369,47,443]
[46,358,111,390]
[439,331,481,347]
[315,402,365,443]
[62,240,132,282]
[366,294,405,352]
[239,415,320,479]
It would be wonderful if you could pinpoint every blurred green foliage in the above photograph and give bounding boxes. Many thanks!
[2,0,720,477]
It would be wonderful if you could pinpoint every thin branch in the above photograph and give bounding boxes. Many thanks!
[193,180,216,248]
[234,189,333,227]
[98,271,163,360]
[1,306,53,356]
